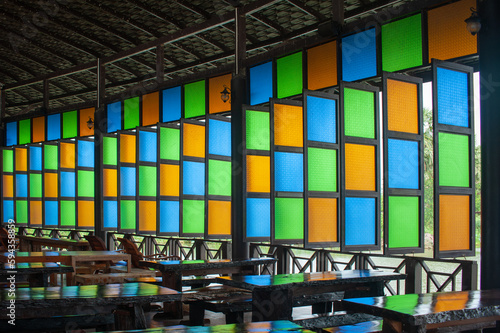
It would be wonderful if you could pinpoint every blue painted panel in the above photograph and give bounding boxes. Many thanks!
[246,198,270,238]
[307,95,337,143]
[342,28,377,82]
[78,141,94,168]
[60,171,75,197]
[3,200,14,223]
[208,119,231,156]
[388,139,419,189]
[44,201,58,226]
[6,122,17,146]
[160,200,180,233]
[47,114,61,141]
[107,101,122,133]
[29,146,42,171]
[274,152,303,192]
[345,197,376,246]
[250,61,273,105]
[139,131,157,162]
[103,200,118,229]
[183,161,205,196]
[15,174,28,198]
[437,67,469,127]
[162,86,182,122]
[120,167,136,196]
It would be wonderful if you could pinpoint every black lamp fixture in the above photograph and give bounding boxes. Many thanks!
[221,85,231,103]
[86,116,94,130]
[465,7,481,36]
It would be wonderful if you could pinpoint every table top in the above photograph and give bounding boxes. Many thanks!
[140,257,276,272]
[17,235,89,245]
[217,269,406,291]
[0,262,73,274]
[341,289,500,326]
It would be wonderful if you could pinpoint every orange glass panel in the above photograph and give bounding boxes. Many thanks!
[120,134,136,163]
[32,116,45,142]
[30,201,42,225]
[142,92,160,126]
[274,103,303,147]
[15,148,28,171]
[79,108,95,137]
[160,164,179,196]
[209,73,232,114]
[308,198,337,243]
[345,143,375,191]
[246,155,270,193]
[435,292,468,312]
[78,200,95,228]
[428,0,477,62]
[439,195,470,252]
[103,169,117,197]
[307,41,337,90]
[208,200,231,235]
[44,173,58,197]
[387,79,419,134]
[183,123,205,158]
[60,142,75,169]
[3,175,13,197]
[139,201,156,232]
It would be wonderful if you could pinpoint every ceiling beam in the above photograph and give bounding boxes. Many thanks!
[175,0,211,20]
[250,13,288,36]
[125,0,186,28]
[286,0,326,21]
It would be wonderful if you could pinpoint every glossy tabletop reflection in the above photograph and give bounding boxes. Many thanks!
[0,250,129,262]
[0,262,73,274]
[140,257,276,272]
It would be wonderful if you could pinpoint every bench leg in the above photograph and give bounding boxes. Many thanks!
[226,311,244,324]
[312,301,333,314]
[189,302,206,326]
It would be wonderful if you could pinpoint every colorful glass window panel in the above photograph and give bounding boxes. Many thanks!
[160,164,179,197]
[15,148,28,171]
[45,201,58,226]
[249,61,273,105]
[60,201,76,227]
[246,198,270,238]
[344,88,375,139]
[44,173,58,198]
[103,169,117,197]
[276,52,303,98]
[307,41,337,90]
[345,144,375,191]
[60,172,75,197]
[139,131,157,163]
[307,95,336,143]
[16,200,28,224]
[120,134,136,164]
[3,200,14,223]
[342,28,377,82]
[246,110,270,151]
[103,137,117,166]
[30,201,42,226]
[184,80,206,118]
[44,145,58,170]
[183,161,205,196]
[60,142,75,169]
[78,170,94,197]
[124,97,140,130]
[308,148,337,192]
[160,200,179,233]
[3,150,13,172]
[103,200,118,229]
[139,201,156,233]
[388,196,419,248]
[182,199,204,234]
[275,198,304,240]
[388,139,419,189]
[274,152,303,192]
[437,67,469,127]
[246,155,270,193]
[79,107,95,137]
[142,92,160,126]
[345,197,376,246]
[308,198,337,243]
[19,119,31,144]
[30,174,42,198]
[160,127,180,161]
[6,122,17,146]
[32,116,45,142]
[120,167,136,196]
[78,201,94,228]
[274,104,303,147]
[208,200,231,235]
[209,73,232,114]
[29,146,42,171]
[387,79,419,134]
[3,175,13,197]
[382,14,423,72]
[439,194,470,251]
[78,141,94,168]
[438,133,469,187]
[162,86,182,122]
[107,101,122,133]
[208,160,231,196]
[62,111,77,139]
[139,166,157,197]
[120,200,136,230]
[209,119,231,157]
[47,114,61,141]
[15,174,28,197]
[183,123,205,158]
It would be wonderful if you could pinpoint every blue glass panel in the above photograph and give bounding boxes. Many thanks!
[44,201,58,226]
[307,95,337,143]
[250,61,273,105]
[6,122,17,146]
[162,86,182,122]
[160,200,179,233]
[107,101,122,133]
[274,152,303,192]
[246,198,270,238]
[120,167,136,196]
[183,161,205,196]
[103,200,118,229]
[15,174,28,197]
[345,197,376,246]
[139,131,157,162]
[29,146,42,171]
[78,141,94,168]
[60,171,75,197]
[208,119,231,156]
[437,67,469,127]
[3,200,14,223]
[47,114,61,141]
[388,139,419,189]
[342,28,377,82]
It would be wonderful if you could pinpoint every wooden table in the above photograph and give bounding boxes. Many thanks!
[216,269,406,322]
[0,262,73,287]
[341,289,500,332]
[17,235,89,251]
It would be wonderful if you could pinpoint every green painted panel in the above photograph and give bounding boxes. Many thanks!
[308,147,337,192]
[184,80,206,118]
[3,150,13,172]
[246,110,270,151]
[182,199,204,234]
[120,200,136,230]
[124,97,140,129]
[139,166,157,197]
[30,174,42,198]
[438,132,470,187]
[60,200,76,227]
[19,119,31,144]
[209,160,231,196]
[103,137,117,166]
[44,145,58,170]
[275,197,304,240]
[78,170,95,197]
[16,200,28,224]
[62,110,78,139]
[344,88,375,139]
[388,196,419,248]
[277,52,303,98]
[160,127,180,161]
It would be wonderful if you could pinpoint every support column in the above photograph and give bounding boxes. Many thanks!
[94,59,106,242]
[479,0,500,290]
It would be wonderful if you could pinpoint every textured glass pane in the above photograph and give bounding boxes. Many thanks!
[344,88,375,139]
[307,95,336,143]
[184,80,206,118]
[78,200,94,228]
[47,114,61,141]
[183,161,205,196]
[274,103,303,148]
[160,127,180,161]
[107,101,121,133]
[387,79,419,134]
[308,198,337,244]
[274,152,303,192]
[103,137,117,166]
[160,164,179,197]
[62,110,78,139]
[160,200,179,233]
[183,123,205,158]
[120,134,136,164]
[15,148,27,171]
[15,174,28,197]
[60,172,75,197]
[438,133,469,187]
[3,150,13,172]
[276,52,303,98]
[308,148,336,192]
[342,28,377,82]
[246,110,270,151]
[209,160,231,196]
[209,119,231,156]
[388,139,419,189]
[139,131,157,163]
[439,194,470,251]
[44,173,58,198]
[182,199,204,234]
[388,196,419,248]
[208,200,231,235]
[307,41,337,90]
[3,200,14,223]
[6,122,17,146]
[29,146,42,171]
[60,142,75,169]
[345,197,376,246]
[142,91,160,126]
[3,175,13,198]
[120,200,136,230]
[103,200,118,229]
[78,141,94,168]
[246,155,270,193]
[249,61,273,105]
[30,201,42,226]
[139,166,157,197]
[60,200,75,227]
[345,144,376,191]
[246,198,270,238]
[120,167,136,196]
[138,201,156,233]
[162,86,182,122]
[275,198,303,240]
[79,107,94,137]
[44,145,58,170]
[19,119,30,145]
[208,73,232,114]
[437,67,469,127]
[124,97,140,129]
[78,170,94,197]
[30,174,42,198]
[32,116,45,143]
[45,201,58,226]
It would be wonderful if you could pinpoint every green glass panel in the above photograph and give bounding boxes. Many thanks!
[103,137,117,166]
[62,110,78,139]
[246,110,270,151]
[277,52,303,98]
[124,97,140,129]
[209,160,231,196]
[275,198,304,240]
[388,196,419,248]
[30,174,42,198]
[344,88,375,139]
[19,119,31,144]
[438,133,470,187]
[382,14,423,72]
[160,127,180,161]
[184,80,206,118]
[120,200,136,230]
[139,166,157,197]
[16,200,28,224]
[78,170,95,197]
[182,199,204,234]
[3,150,13,172]
[308,148,337,192]
[44,145,58,170]
[60,200,76,227]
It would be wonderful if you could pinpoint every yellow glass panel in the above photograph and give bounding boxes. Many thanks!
[428,0,477,62]
[439,195,470,252]
[274,103,303,147]
[44,173,58,197]
[246,155,270,193]
[78,201,95,228]
[120,134,136,163]
[209,73,232,114]
[32,116,45,143]
[103,169,117,197]
[139,201,156,232]
[183,123,205,158]
[345,143,375,191]
[30,201,42,225]
[307,41,337,90]
[79,107,95,137]
[15,148,28,171]
[308,198,337,243]
[142,92,160,126]
[60,142,75,169]
[3,175,13,197]
[387,79,419,134]
[160,164,179,196]
[208,200,231,235]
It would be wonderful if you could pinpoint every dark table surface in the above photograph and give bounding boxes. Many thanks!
[0,262,73,274]
[139,257,276,272]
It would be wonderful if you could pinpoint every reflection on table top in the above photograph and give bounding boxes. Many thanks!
[0,250,128,260]
[140,257,276,271]
[0,262,73,273]
[17,235,88,244]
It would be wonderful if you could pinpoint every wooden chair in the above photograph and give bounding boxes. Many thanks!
[84,234,108,251]
[0,227,9,251]
[117,238,180,270]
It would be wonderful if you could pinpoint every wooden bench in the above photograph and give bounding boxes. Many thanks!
[75,271,156,285]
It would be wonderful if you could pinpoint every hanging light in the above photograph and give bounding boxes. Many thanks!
[220,85,231,103]
[465,7,481,36]
[86,116,94,129]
